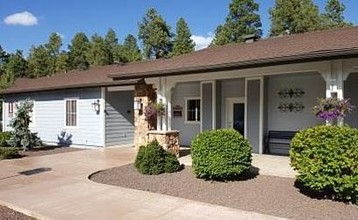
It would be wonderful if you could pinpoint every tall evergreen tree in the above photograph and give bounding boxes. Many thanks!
[0,46,9,76]
[322,0,352,29]
[171,17,195,56]
[5,50,28,78]
[122,34,142,62]
[87,33,112,66]
[27,45,52,78]
[104,28,118,63]
[212,0,262,46]
[138,8,173,59]
[269,0,321,36]
[45,33,63,74]
[55,51,70,73]
[68,32,90,70]
[0,48,26,88]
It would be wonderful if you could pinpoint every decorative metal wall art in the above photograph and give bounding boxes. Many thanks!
[278,88,305,98]
[278,102,305,113]
[277,88,305,113]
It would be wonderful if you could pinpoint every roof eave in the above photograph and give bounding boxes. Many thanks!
[109,48,358,80]
[0,79,142,95]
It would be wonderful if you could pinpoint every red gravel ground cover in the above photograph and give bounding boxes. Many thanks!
[0,205,34,220]
[90,164,358,220]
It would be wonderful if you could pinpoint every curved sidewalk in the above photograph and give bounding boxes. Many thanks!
[0,148,287,220]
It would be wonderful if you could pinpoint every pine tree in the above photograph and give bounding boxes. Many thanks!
[171,17,195,56]
[212,0,262,46]
[322,0,352,29]
[0,49,27,88]
[269,0,321,36]
[68,32,90,70]
[5,50,27,78]
[87,33,112,66]
[55,51,70,73]
[27,45,52,78]
[138,8,173,59]
[104,28,118,63]
[45,33,62,74]
[122,34,142,62]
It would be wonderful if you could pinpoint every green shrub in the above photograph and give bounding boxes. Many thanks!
[135,140,181,175]
[290,125,358,204]
[191,129,252,181]
[8,100,42,150]
[164,152,181,173]
[0,132,12,147]
[0,147,20,160]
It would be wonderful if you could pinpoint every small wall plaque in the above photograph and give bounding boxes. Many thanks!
[173,105,183,117]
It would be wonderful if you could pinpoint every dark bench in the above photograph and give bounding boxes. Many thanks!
[265,130,297,155]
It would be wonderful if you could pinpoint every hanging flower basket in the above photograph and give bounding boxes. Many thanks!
[313,98,354,125]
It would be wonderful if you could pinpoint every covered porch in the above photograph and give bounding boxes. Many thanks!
[143,58,358,155]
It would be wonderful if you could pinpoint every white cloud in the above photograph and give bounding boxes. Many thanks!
[191,34,214,51]
[4,11,38,26]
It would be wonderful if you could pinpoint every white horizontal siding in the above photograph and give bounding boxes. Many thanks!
[3,88,103,147]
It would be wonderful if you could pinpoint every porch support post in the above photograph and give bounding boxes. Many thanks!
[321,60,345,125]
[156,77,176,131]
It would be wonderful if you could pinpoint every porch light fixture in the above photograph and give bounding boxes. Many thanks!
[134,98,142,111]
[278,88,305,98]
[91,100,100,114]
[278,102,305,113]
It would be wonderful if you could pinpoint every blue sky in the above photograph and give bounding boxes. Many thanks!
[0,0,357,54]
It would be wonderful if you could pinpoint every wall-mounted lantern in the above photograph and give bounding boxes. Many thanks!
[91,99,100,114]
[134,98,143,111]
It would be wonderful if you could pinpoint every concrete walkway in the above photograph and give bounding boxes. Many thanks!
[0,148,288,220]
[179,153,297,178]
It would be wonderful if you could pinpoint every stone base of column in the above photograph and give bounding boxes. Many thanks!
[147,130,180,157]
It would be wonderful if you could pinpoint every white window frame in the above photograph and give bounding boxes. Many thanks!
[8,102,14,118]
[184,97,201,124]
[64,98,78,128]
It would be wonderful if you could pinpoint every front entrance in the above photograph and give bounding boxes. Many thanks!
[226,98,245,136]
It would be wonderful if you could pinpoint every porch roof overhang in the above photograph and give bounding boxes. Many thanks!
[0,79,142,95]
[109,48,358,80]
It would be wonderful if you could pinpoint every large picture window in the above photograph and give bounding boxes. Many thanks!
[185,98,200,123]
[65,100,77,127]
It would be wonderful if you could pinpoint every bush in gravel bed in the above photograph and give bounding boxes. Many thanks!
[290,125,358,204]
[0,147,20,160]
[135,140,181,175]
[191,129,252,181]
[0,132,11,147]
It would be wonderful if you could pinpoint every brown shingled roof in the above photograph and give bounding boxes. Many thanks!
[109,26,358,79]
[2,26,358,95]
[0,65,141,94]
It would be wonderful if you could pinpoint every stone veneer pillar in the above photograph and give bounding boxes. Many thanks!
[134,82,180,157]
[134,83,156,150]
[147,130,180,157]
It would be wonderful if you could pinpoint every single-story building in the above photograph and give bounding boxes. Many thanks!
[1,27,358,155]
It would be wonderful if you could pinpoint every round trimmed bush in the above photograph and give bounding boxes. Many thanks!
[290,125,358,204]
[135,140,181,175]
[191,129,252,180]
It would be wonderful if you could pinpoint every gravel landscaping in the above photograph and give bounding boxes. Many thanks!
[0,205,34,220]
[90,164,358,220]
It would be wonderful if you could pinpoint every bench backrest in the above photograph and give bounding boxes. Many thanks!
[268,131,297,140]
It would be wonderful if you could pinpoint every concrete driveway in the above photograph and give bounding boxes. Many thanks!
[0,147,287,220]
